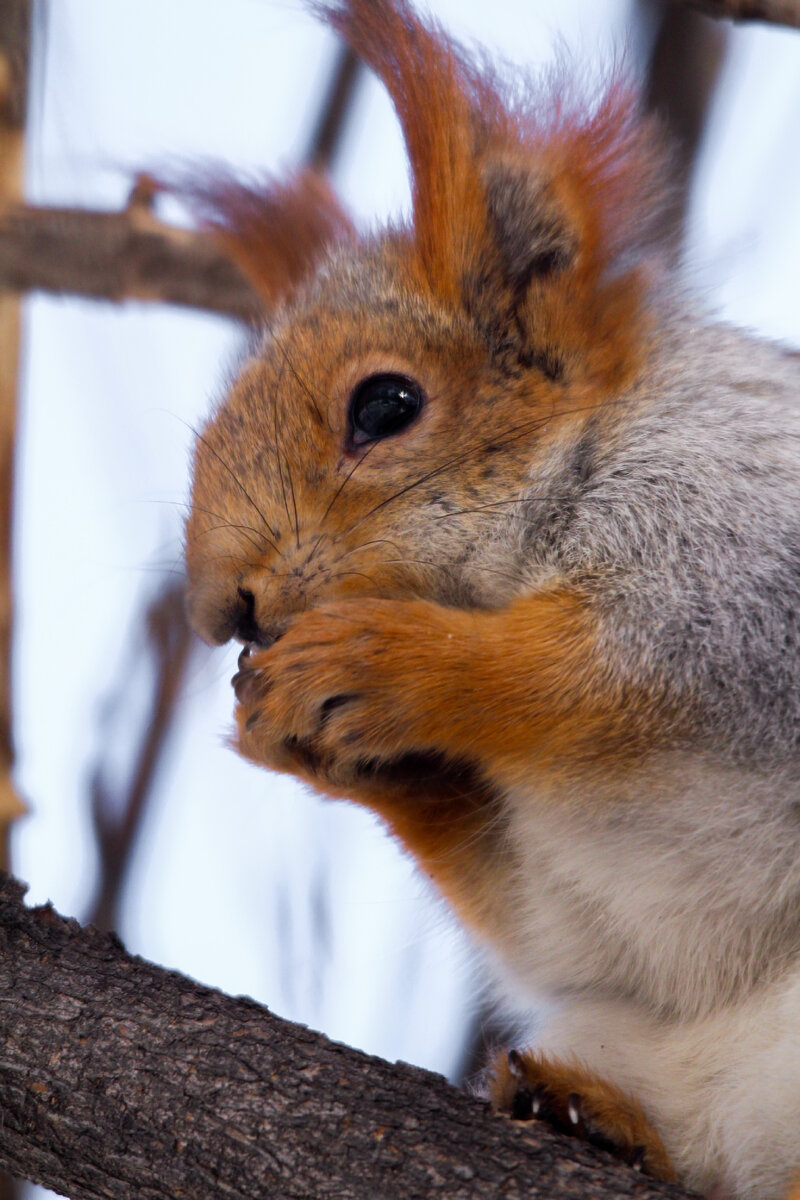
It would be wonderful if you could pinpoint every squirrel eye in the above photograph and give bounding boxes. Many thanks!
[347,373,425,448]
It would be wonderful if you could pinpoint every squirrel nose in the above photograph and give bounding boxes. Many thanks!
[234,587,261,643]
[233,586,286,647]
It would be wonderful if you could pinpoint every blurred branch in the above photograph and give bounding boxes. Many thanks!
[306,44,363,170]
[0,1,31,855]
[668,0,800,26]
[640,1,728,230]
[87,581,200,933]
[0,200,263,319]
[0,873,697,1200]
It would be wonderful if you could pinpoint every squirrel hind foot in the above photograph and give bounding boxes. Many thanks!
[491,1047,676,1183]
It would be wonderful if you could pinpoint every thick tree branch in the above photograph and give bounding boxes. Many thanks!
[0,872,696,1200]
[0,201,263,319]
[669,0,800,26]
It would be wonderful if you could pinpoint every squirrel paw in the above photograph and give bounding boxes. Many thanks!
[232,642,352,786]
[491,1048,676,1182]
[230,599,452,775]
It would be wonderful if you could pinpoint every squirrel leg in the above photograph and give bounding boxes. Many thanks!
[491,1048,676,1182]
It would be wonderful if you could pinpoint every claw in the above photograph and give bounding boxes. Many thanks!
[531,1083,546,1116]
[567,1093,581,1126]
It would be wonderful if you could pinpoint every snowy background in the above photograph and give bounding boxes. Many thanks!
[10,0,800,1137]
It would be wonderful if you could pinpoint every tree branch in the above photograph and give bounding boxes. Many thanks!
[669,0,800,27]
[0,872,696,1200]
[0,201,263,320]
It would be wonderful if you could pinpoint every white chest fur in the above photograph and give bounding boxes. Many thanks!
[486,754,800,1199]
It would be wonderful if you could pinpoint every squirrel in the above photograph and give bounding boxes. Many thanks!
[182,1,800,1197]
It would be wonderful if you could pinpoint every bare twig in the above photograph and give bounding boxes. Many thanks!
[668,0,800,27]
[306,44,363,170]
[639,0,728,231]
[87,582,200,933]
[0,872,698,1200]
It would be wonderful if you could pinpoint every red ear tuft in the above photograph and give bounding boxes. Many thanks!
[528,72,670,283]
[316,0,500,304]
[171,167,355,311]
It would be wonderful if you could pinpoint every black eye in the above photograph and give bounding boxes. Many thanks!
[347,373,425,448]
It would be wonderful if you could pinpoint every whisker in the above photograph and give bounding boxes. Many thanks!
[430,491,602,520]
[183,421,282,550]
[185,518,270,555]
[182,502,268,541]
[270,359,296,543]
[383,556,530,589]
[315,439,382,535]
[335,537,405,562]
[338,397,616,541]
[268,323,329,430]
[339,413,554,540]
[309,569,385,600]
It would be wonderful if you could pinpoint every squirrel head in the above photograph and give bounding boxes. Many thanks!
[186,0,669,647]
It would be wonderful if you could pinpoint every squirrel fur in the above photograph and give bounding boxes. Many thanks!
[183,2,800,1196]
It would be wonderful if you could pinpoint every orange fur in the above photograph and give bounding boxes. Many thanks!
[234,592,654,791]
[319,0,666,387]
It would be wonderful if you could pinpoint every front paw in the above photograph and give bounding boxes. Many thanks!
[232,599,454,776]
[491,1049,676,1182]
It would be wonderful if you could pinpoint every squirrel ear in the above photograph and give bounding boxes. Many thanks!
[473,82,670,386]
[170,168,355,311]
[482,159,576,298]
[321,0,667,387]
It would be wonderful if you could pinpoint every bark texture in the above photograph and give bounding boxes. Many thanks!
[0,873,697,1200]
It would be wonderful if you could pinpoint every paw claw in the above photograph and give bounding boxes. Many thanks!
[567,1093,581,1126]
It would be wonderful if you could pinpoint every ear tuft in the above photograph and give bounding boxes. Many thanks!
[166,167,355,311]
[318,0,671,388]
[315,0,498,303]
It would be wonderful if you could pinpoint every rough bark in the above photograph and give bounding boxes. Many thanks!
[0,872,697,1200]
[670,0,800,26]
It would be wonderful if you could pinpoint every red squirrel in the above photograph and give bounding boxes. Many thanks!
[183,2,800,1196]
